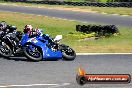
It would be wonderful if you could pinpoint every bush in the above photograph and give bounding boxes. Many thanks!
[76,24,119,37]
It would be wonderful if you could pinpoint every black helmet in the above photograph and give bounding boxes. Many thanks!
[8,25,17,32]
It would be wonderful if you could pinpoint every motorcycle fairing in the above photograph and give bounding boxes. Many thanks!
[21,34,62,60]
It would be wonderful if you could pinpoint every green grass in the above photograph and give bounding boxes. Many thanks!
[0,11,132,53]
[0,2,132,16]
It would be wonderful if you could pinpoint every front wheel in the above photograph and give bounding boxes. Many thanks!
[0,42,12,58]
[60,44,76,61]
[23,44,42,61]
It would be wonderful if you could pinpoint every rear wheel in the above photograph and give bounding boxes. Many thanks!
[0,42,12,58]
[23,44,42,61]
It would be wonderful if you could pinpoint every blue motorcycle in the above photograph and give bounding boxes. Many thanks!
[0,30,76,61]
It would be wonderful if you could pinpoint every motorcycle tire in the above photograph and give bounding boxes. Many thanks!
[23,44,42,61]
[62,46,76,61]
[0,42,12,58]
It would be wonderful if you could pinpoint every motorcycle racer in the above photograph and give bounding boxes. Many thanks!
[23,25,42,37]
[0,21,17,33]
[23,24,50,40]
[0,21,19,44]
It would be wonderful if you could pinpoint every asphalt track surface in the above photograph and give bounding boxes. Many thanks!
[0,4,132,27]
[0,54,132,88]
[0,4,132,88]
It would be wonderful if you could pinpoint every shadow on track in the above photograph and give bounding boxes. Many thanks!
[0,56,29,62]
[0,55,60,62]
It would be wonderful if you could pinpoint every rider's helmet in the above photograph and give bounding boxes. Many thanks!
[8,25,17,32]
[0,21,7,30]
[23,25,33,33]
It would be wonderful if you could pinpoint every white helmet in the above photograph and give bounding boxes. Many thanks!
[24,25,33,33]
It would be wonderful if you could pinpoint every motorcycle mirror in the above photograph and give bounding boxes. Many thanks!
[54,35,62,42]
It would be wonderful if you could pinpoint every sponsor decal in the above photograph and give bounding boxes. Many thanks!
[27,38,38,43]
[76,67,131,85]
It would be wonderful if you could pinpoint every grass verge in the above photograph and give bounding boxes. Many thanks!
[0,2,132,16]
[0,11,132,53]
